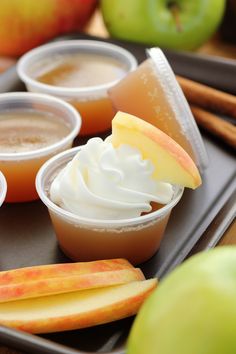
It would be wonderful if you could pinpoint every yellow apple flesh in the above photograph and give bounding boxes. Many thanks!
[0,279,157,333]
[112,112,202,189]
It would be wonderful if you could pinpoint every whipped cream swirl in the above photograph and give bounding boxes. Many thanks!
[50,137,174,220]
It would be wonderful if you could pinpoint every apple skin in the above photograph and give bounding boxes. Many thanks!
[0,258,133,286]
[127,247,236,354]
[0,0,97,56]
[101,0,226,51]
[0,279,157,333]
[0,268,145,303]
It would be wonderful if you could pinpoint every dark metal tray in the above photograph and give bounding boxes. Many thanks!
[0,33,235,354]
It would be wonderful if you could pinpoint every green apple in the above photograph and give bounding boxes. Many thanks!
[127,246,236,354]
[101,0,226,51]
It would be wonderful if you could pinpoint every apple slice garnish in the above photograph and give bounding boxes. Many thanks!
[0,268,144,303]
[0,279,157,334]
[111,112,202,189]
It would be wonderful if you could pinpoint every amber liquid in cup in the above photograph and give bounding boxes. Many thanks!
[109,58,196,162]
[36,53,127,136]
[49,205,170,266]
[0,111,70,202]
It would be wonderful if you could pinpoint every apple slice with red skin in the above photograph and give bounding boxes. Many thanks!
[0,268,145,303]
[0,258,132,286]
[0,279,157,333]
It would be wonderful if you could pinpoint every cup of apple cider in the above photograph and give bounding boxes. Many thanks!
[0,171,7,207]
[108,47,208,172]
[36,111,203,265]
[0,92,81,203]
[36,146,183,265]
[17,40,138,136]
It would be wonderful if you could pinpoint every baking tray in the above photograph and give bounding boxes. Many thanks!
[0,33,235,354]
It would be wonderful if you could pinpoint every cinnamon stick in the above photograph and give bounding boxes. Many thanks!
[177,75,236,120]
[190,104,236,149]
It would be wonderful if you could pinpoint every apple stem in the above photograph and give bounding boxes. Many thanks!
[168,2,182,32]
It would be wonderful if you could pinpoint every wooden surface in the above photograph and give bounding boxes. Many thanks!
[0,9,235,354]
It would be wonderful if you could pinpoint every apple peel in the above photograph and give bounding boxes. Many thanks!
[111,112,202,189]
[0,279,157,334]
[0,268,145,303]
[0,258,132,286]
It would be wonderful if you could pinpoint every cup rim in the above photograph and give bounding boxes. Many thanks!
[0,171,7,206]
[146,47,208,171]
[17,40,138,97]
[0,92,81,161]
[36,146,184,228]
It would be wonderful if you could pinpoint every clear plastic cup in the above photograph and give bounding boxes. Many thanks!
[0,171,7,207]
[36,147,184,265]
[108,47,208,171]
[17,40,138,136]
[0,92,81,203]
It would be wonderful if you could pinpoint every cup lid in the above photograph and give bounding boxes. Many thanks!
[147,47,208,171]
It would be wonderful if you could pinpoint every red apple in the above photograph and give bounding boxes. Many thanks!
[0,0,97,57]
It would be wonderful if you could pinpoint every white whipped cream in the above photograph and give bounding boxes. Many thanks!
[50,137,174,220]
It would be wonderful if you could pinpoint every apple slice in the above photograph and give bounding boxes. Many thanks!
[0,258,132,286]
[0,279,157,334]
[111,112,202,189]
[0,268,145,303]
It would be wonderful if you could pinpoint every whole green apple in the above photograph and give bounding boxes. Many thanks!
[127,246,236,354]
[0,0,97,57]
[101,0,226,50]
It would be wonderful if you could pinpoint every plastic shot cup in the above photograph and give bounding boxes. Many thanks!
[0,171,7,207]
[36,146,184,265]
[17,40,138,136]
[0,92,81,203]
[108,47,208,172]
